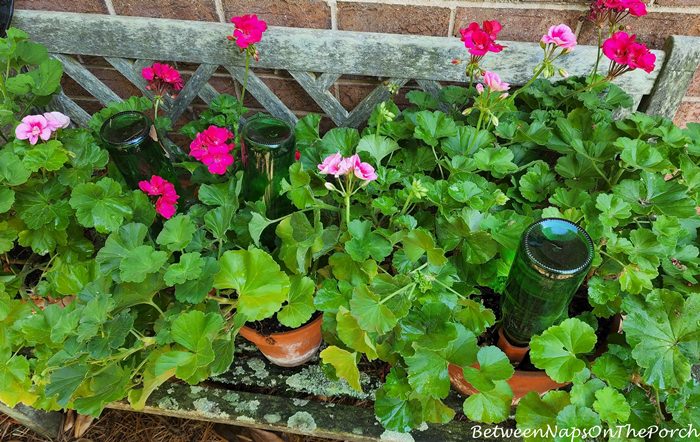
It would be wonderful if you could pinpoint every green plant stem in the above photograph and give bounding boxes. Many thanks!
[240,51,251,104]
[590,28,603,80]
[400,193,413,216]
[379,283,415,305]
[146,301,165,316]
[600,250,626,268]
[153,96,161,122]
[510,63,548,102]
[432,278,468,299]
[210,295,237,305]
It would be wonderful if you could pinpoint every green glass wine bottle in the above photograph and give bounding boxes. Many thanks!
[240,114,295,219]
[500,218,594,346]
[99,110,181,191]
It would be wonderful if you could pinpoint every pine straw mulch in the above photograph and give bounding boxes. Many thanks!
[0,409,332,442]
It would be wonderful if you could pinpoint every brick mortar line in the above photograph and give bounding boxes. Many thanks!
[334,0,700,14]
[447,7,456,37]
[103,0,116,15]
[328,0,339,30]
[214,0,226,23]
[683,96,700,102]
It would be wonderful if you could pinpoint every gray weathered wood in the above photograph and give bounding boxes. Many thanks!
[226,65,297,124]
[168,63,219,122]
[289,70,349,125]
[52,53,122,106]
[50,91,92,127]
[640,35,700,118]
[13,10,663,95]
[198,83,220,105]
[317,72,341,91]
[0,401,63,439]
[346,79,409,128]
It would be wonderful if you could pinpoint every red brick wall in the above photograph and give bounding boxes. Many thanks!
[16,0,700,127]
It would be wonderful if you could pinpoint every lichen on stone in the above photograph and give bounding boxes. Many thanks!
[193,398,228,418]
[234,399,260,415]
[287,411,317,432]
[222,392,240,403]
[237,415,256,423]
[285,365,374,399]
[157,397,180,410]
[352,427,363,435]
[189,386,204,395]
[380,430,415,442]
[292,398,310,407]
[247,358,269,379]
[264,413,282,424]
[417,422,428,431]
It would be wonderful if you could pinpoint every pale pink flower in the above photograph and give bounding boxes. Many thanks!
[318,152,349,177]
[475,83,485,94]
[541,24,577,50]
[43,112,70,131]
[482,71,510,92]
[348,155,377,181]
[15,115,52,145]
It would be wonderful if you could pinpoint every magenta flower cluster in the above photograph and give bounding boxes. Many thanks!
[139,175,179,219]
[189,125,236,175]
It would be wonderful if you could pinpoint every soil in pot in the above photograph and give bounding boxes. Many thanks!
[240,313,323,368]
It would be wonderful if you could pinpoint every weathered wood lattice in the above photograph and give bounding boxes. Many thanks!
[13,10,700,131]
[7,9,700,442]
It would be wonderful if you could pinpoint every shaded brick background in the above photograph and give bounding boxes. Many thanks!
[15,0,700,127]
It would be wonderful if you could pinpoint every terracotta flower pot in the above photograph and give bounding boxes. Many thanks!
[448,363,568,403]
[239,315,323,367]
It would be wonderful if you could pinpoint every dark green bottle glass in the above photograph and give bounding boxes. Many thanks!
[240,114,295,219]
[501,218,594,346]
[99,111,180,191]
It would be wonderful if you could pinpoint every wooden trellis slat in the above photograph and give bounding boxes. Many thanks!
[225,65,297,124]
[289,70,349,125]
[345,79,409,128]
[50,90,92,127]
[167,63,219,122]
[316,72,342,91]
[197,83,221,105]
[52,53,122,106]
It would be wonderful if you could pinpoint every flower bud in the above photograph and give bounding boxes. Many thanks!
[324,182,337,191]
[558,68,569,78]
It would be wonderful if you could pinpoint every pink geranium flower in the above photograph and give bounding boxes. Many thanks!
[459,21,504,57]
[318,152,348,177]
[142,62,184,95]
[623,0,647,16]
[43,112,71,131]
[482,71,510,92]
[139,175,179,219]
[15,115,52,145]
[347,155,377,182]
[189,125,235,175]
[603,32,656,77]
[229,15,268,49]
[541,24,577,50]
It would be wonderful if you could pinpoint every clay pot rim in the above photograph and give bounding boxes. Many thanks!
[240,314,323,340]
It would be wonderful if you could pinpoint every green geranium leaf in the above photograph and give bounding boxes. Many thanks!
[171,311,223,352]
[70,177,132,233]
[175,257,219,304]
[455,299,496,336]
[591,353,629,389]
[402,229,447,267]
[414,110,458,147]
[320,128,360,156]
[515,391,570,442]
[0,355,37,407]
[277,275,315,329]
[248,212,275,247]
[0,191,17,220]
[15,181,71,230]
[46,364,89,406]
[357,134,399,165]
[0,222,18,254]
[530,318,597,383]
[614,172,695,218]
[474,147,518,178]
[570,376,605,408]
[623,289,700,389]
[444,323,478,367]
[349,285,397,334]
[595,194,631,228]
[555,405,600,438]
[336,307,378,360]
[375,383,421,432]
[619,264,656,294]
[22,140,69,172]
[519,161,557,202]
[587,276,618,305]
[156,214,195,251]
[462,346,514,392]
[345,219,393,262]
[462,380,513,424]
[214,249,290,321]
[120,245,168,283]
[95,223,148,277]
[592,387,630,424]
[164,252,205,287]
[0,150,31,186]
[198,179,240,208]
[617,137,669,172]
[320,346,362,392]
[405,347,450,399]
